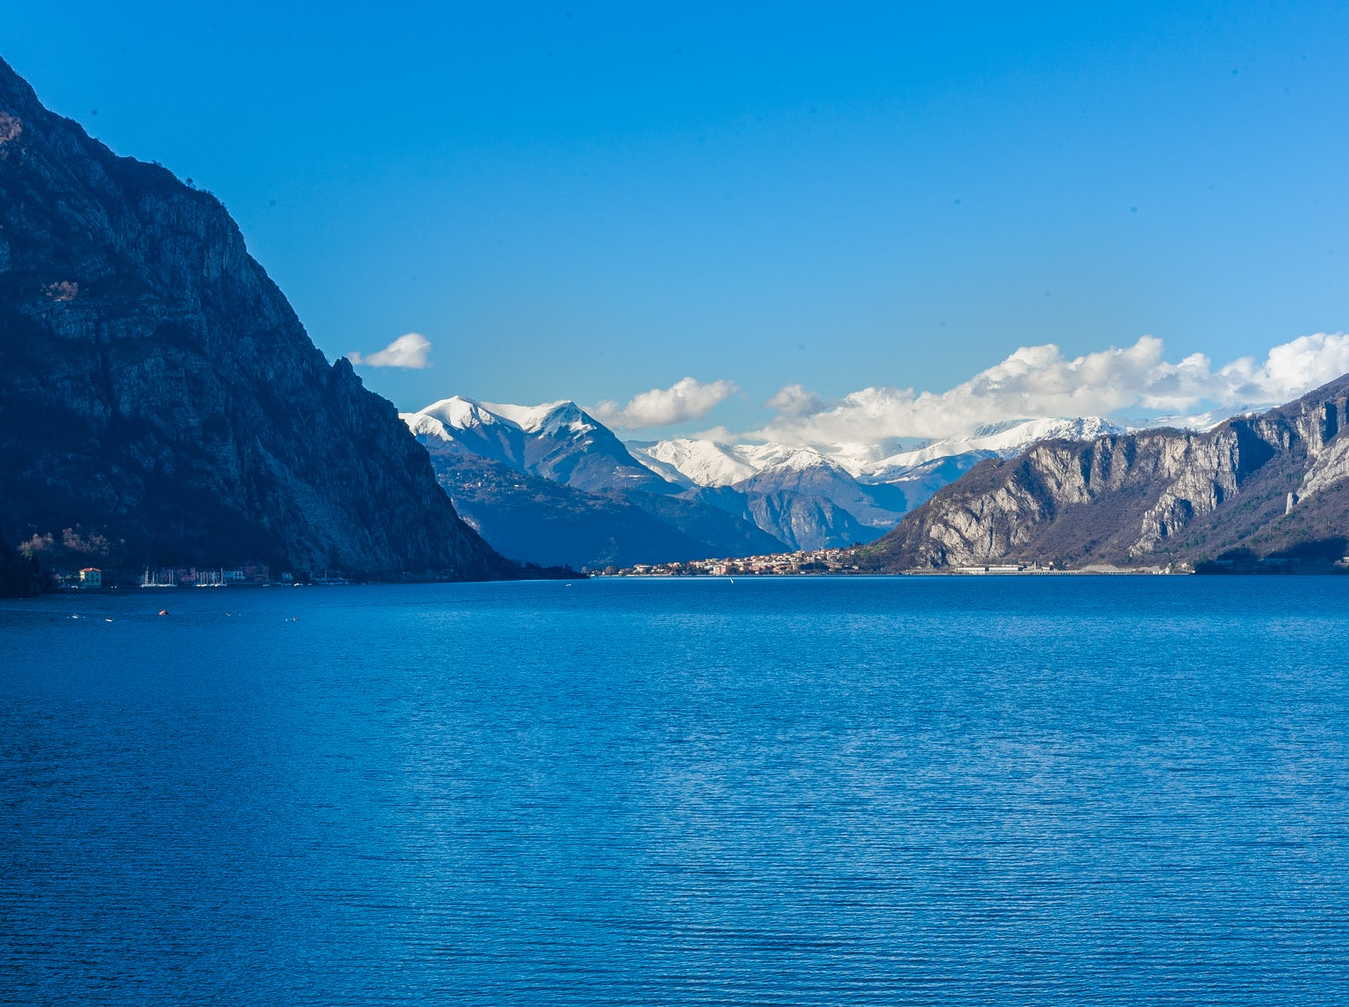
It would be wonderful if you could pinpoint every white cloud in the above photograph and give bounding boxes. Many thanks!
[752,332,1349,456]
[1211,333,1349,404]
[591,377,739,429]
[347,332,432,369]
[764,384,829,417]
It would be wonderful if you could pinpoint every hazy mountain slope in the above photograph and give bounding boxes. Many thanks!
[425,454,776,569]
[864,375,1349,570]
[612,489,790,560]
[735,455,909,544]
[0,57,504,580]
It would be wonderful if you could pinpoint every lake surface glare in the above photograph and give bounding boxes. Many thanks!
[5,576,1348,1005]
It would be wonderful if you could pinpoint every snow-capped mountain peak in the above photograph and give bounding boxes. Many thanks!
[484,399,594,437]
[408,395,505,435]
[405,394,675,496]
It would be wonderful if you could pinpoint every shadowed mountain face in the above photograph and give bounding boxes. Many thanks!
[864,375,1349,571]
[409,401,788,569]
[727,459,911,549]
[0,58,505,581]
[431,455,786,570]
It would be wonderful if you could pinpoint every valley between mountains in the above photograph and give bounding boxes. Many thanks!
[403,396,1127,570]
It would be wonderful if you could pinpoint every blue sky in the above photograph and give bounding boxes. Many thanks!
[5,1,1349,445]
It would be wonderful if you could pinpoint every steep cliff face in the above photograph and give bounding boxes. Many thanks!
[0,57,504,579]
[866,375,1349,570]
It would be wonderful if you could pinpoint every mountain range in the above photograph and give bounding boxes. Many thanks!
[403,395,1130,568]
[0,56,509,585]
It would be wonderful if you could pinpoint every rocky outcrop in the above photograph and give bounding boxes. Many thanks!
[865,375,1349,570]
[0,57,505,580]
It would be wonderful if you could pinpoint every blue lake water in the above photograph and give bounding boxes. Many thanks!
[4,575,1349,1005]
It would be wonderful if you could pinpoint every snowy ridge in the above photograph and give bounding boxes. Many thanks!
[630,440,854,488]
[405,396,507,439]
[406,396,594,438]
[413,397,1142,491]
[863,416,1126,481]
[630,439,757,487]
[1135,407,1266,433]
[485,400,594,437]
[630,416,1126,488]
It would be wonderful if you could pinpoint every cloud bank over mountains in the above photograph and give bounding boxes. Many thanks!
[591,377,740,429]
[588,333,1349,461]
[747,333,1349,454]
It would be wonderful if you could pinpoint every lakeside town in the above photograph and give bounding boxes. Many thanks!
[590,547,1067,577]
[55,562,318,590]
[591,549,1198,576]
[591,547,864,577]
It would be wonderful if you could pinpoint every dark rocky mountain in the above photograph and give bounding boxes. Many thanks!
[0,57,507,583]
[864,374,1349,571]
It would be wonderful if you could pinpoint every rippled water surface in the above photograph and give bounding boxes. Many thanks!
[5,576,1349,1005]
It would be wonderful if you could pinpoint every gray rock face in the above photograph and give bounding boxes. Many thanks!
[0,57,503,579]
[867,376,1349,570]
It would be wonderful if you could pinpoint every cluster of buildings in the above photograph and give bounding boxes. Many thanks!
[61,563,281,589]
[597,548,863,577]
[140,563,275,587]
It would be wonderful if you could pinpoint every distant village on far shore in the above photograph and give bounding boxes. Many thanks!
[594,548,1192,577]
